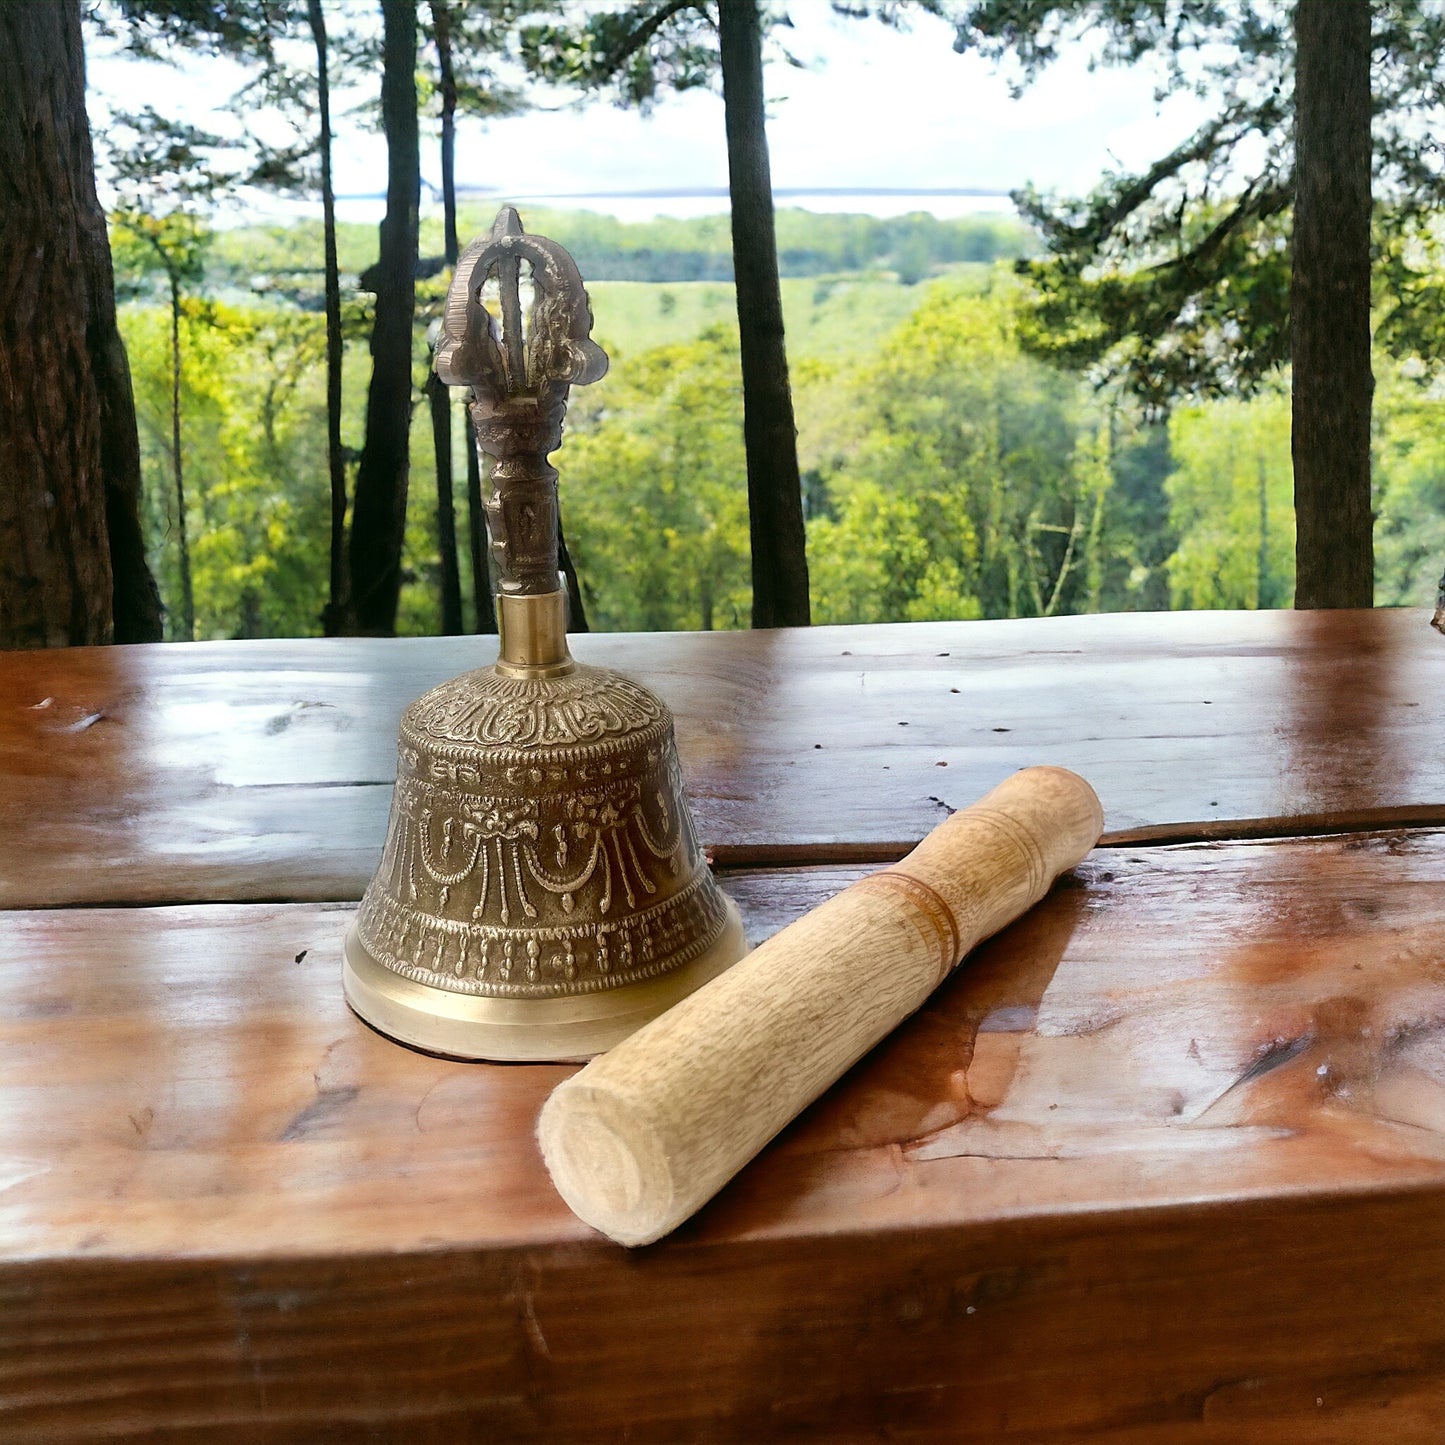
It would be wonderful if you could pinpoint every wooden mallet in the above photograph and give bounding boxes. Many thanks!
[537,765,1103,1245]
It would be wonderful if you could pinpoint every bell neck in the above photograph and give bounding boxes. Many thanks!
[495,589,576,680]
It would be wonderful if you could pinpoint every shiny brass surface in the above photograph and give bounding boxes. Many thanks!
[345,208,747,1060]
[344,657,748,1059]
[343,901,746,1063]
[434,206,607,599]
[496,590,573,678]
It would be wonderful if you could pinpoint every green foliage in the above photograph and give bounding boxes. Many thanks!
[90,2,1445,636]
[454,205,1034,283]
[112,209,213,299]
[202,208,1031,299]
[810,477,984,625]
[121,299,330,638]
[209,218,381,297]
[107,104,234,295]
[1165,391,1293,610]
[110,207,1445,637]
[1374,362,1445,609]
[1159,368,1445,612]
[558,270,1185,631]
[563,327,752,631]
[518,0,962,111]
[419,1,528,121]
[588,269,946,365]
[810,277,1156,622]
[101,0,295,60]
[1013,196,1292,409]
[519,1,723,109]
[951,0,1445,405]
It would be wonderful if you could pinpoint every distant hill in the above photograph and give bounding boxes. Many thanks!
[205,206,1037,300]
[462,207,1036,284]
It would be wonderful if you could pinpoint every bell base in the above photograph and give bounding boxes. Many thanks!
[342,898,748,1063]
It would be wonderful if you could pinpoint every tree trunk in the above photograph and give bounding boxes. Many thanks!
[466,433,495,633]
[431,0,497,636]
[1291,0,1373,609]
[426,371,463,633]
[95,312,163,644]
[426,1,464,636]
[166,269,195,640]
[1257,452,1271,608]
[559,522,589,632]
[75,1,163,646]
[309,0,349,638]
[717,0,810,628]
[432,0,460,267]
[347,0,419,635]
[0,1,154,648]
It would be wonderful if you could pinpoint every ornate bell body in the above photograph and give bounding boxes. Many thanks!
[343,210,746,1060]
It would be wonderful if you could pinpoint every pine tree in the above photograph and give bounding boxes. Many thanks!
[1,0,162,647]
[521,0,813,626]
[951,0,1445,608]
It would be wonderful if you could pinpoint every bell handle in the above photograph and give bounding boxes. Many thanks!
[435,207,608,598]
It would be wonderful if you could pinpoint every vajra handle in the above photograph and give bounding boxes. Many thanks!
[435,207,609,597]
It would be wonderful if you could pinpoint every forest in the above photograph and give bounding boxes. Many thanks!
[6,1,1445,648]
[119,204,1443,640]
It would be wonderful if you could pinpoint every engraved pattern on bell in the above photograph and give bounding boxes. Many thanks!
[354,665,729,1001]
[410,663,665,750]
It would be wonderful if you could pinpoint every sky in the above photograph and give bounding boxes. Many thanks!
[87,4,1213,227]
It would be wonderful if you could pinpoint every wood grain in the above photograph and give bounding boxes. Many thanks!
[2,608,1443,908]
[5,830,1445,1439]
[6,1192,1443,1443]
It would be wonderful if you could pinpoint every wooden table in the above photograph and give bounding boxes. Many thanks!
[4,609,1445,1441]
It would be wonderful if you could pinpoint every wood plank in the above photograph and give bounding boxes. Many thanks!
[5,1193,1443,1443]
[5,830,1445,1438]
[2,608,1443,908]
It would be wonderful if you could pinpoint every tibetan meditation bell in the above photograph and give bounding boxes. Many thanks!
[343,208,747,1062]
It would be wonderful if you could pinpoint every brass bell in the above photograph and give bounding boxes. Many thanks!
[343,209,747,1061]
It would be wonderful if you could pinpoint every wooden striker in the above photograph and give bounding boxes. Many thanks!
[538,765,1104,1245]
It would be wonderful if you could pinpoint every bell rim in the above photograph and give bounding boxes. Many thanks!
[354,859,734,1000]
[341,897,748,1063]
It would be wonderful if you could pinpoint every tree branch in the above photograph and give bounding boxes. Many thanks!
[601,0,704,75]
[1021,104,1255,254]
